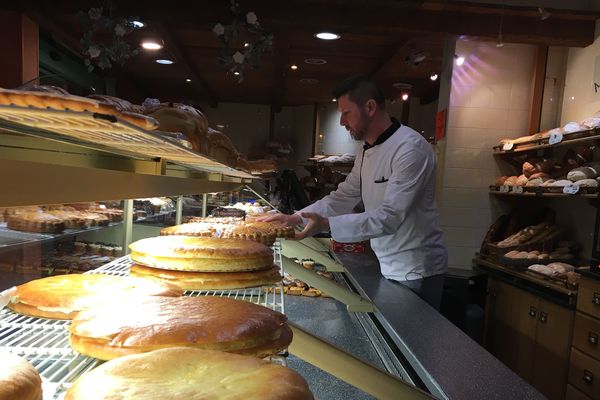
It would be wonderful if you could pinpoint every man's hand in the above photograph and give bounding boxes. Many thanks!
[257,212,302,227]
[295,212,329,240]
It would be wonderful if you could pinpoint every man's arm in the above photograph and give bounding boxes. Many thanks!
[329,146,434,243]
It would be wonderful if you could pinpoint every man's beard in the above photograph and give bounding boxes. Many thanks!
[348,111,370,141]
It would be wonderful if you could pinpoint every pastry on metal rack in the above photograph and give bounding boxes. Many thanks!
[7,274,182,319]
[68,296,293,360]
[64,347,313,400]
[0,351,42,400]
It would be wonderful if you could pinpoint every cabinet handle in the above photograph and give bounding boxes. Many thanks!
[589,332,599,346]
[583,369,594,385]
[528,307,537,318]
[593,292,600,306]
[538,312,548,323]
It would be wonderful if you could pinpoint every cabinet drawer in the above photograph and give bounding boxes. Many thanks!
[569,348,600,399]
[573,312,600,360]
[577,277,600,319]
[566,384,593,400]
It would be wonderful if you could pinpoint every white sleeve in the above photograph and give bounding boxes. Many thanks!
[297,150,363,220]
[328,145,434,242]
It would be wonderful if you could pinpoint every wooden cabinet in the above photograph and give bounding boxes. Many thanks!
[485,277,574,400]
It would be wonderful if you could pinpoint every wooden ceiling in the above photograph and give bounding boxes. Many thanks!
[13,0,600,108]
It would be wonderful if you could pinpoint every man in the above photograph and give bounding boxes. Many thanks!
[266,74,447,309]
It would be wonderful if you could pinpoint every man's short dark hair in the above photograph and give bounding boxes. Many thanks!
[332,74,385,109]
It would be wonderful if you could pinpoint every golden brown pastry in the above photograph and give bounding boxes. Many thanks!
[8,274,182,319]
[146,103,208,152]
[7,212,65,233]
[64,347,313,400]
[0,351,42,400]
[130,263,281,290]
[129,236,274,272]
[236,157,278,174]
[160,222,215,237]
[206,128,240,165]
[68,296,292,360]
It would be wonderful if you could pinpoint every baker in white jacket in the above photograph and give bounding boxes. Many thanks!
[267,75,447,309]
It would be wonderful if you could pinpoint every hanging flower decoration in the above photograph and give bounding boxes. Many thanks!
[213,0,273,82]
[77,3,141,72]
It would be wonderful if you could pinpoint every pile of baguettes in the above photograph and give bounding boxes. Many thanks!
[1,220,314,399]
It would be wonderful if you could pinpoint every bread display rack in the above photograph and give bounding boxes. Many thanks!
[492,127,600,154]
[0,104,254,180]
[0,241,285,399]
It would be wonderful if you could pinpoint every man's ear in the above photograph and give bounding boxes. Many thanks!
[365,99,377,116]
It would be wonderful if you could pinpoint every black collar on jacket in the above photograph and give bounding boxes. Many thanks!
[363,117,401,150]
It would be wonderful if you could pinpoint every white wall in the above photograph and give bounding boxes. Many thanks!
[540,47,568,131]
[439,41,536,269]
[274,105,314,177]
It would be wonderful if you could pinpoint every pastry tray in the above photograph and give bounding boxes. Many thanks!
[0,105,255,179]
[0,227,53,247]
[0,241,285,399]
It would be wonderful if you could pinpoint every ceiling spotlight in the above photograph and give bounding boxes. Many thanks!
[142,41,163,50]
[304,58,327,65]
[243,42,250,47]
[132,20,145,28]
[290,64,298,70]
[155,59,174,64]
[234,71,240,76]
[185,78,191,82]
[332,98,337,102]
[538,7,550,21]
[401,93,409,101]
[314,32,340,40]
[455,55,465,66]
[430,73,438,81]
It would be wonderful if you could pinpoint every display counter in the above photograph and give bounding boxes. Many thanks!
[334,251,545,400]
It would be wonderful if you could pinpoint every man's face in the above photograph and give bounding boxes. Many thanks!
[338,94,370,141]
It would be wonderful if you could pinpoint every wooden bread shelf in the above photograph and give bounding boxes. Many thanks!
[493,128,600,155]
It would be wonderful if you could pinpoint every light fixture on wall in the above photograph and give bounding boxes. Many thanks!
[430,73,438,81]
[496,6,505,48]
[538,7,551,21]
[455,55,465,66]
[401,93,409,101]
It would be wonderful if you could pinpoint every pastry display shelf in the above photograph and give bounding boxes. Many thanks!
[0,104,255,180]
[489,189,599,199]
[0,242,286,399]
[492,127,600,155]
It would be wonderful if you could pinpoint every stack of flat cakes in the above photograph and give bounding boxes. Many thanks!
[129,236,281,290]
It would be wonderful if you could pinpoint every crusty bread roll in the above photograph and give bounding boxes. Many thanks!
[146,103,208,152]
[0,351,42,400]
[68,296,292,360]
[207,128,240,165]
[129,236,274,272]
[8,274,182,319]
[65,347,313,400]
[130,264,281,290]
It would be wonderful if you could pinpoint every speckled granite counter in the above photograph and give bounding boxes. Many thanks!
[335,251,545,400]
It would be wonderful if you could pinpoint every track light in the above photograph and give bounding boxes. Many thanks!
[430,73,438,81]
[455,55,465,66]
[401,93,409,101]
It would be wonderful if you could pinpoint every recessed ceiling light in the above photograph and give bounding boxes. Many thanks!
[243,42,250,47]
[290,64,298,70]
[132,20,145,28]
[299,78,319,84]
[430,73,438,81]
[304,58,327,65]
[392,82,413,90]
[216,124,225,129]
[401,93,409,101]
[142,41,162,50]
[155,59,174,64]
[185,78,192,82]
[332,98,337,102]
[314,32,340,40]
[234,71,240,76]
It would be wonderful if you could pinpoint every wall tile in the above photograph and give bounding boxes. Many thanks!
[447,245,480,268]
[440,187,489,209]
[443,227,488,247]
[439,206,490,228]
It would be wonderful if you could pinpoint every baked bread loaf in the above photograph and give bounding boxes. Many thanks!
[206,128,240,165]
[129,236,274,272]
[8,274,182,319]
[0,351,42,400]
[68,296,292,360]
[64,347,313,400]
[7,212,65,233]
[130,263,281,290]
[146,103,208,152]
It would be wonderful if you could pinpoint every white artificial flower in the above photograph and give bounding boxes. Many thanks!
[88,45,101,58]
[213,23,225,36]
[114,24,126,36]
[88,8,102,20]
[246,12,257,25]
[233,51,245,64]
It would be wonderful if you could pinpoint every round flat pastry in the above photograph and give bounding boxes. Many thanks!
[129,236,273,272]
[65,347,313,400]
[68,296,292,360]
[8,274,182,319]
[130,263,281,290]
[0,351,42,400]
[160,222,216,237]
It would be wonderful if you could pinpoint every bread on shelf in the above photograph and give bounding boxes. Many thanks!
[0,351,42,400]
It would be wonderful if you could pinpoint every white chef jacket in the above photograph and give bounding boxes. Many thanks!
[300,120,447,281]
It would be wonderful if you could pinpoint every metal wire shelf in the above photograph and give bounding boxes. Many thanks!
[0,105,255,179]
[0,241,285,399]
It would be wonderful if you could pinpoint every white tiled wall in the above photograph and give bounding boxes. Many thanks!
[440,41,536,269]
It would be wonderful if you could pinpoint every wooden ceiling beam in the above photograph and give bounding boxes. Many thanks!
[154,23,218,107]
[369,38,413,82]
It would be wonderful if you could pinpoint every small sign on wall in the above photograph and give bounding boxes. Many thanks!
[593,56,600,100]
[435,108,447,142]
